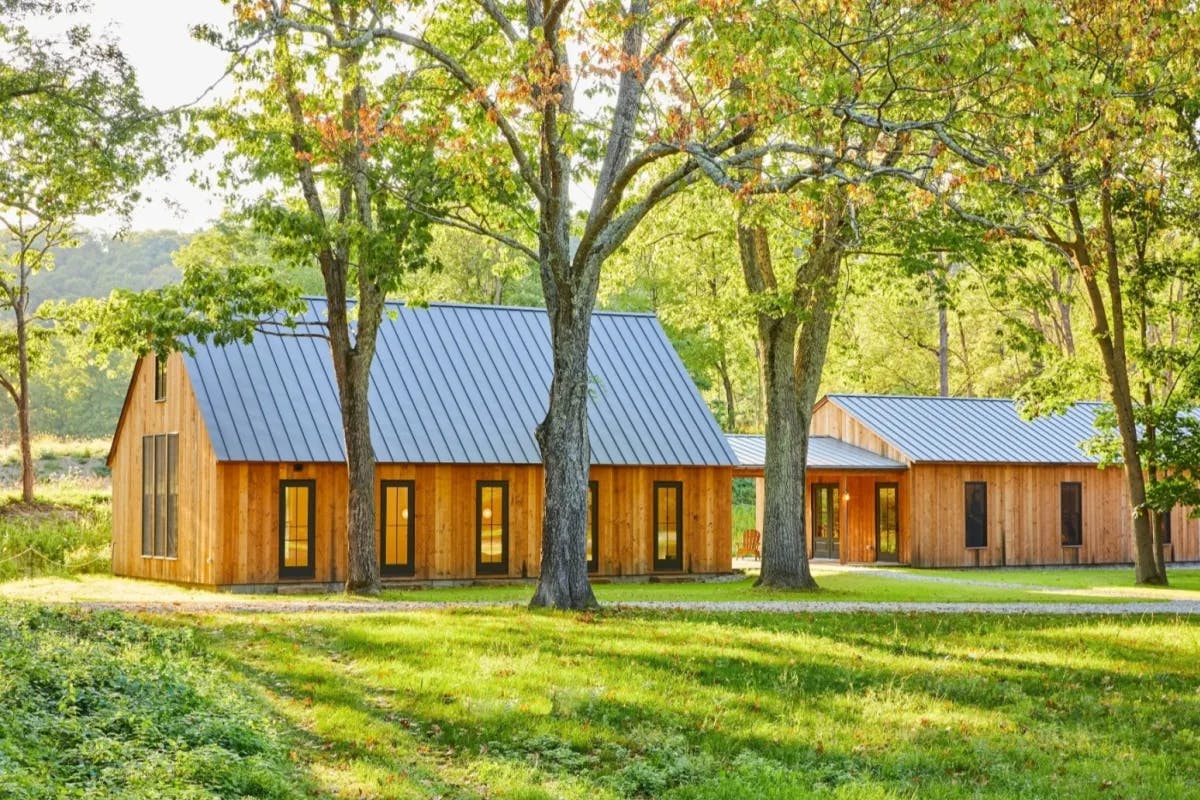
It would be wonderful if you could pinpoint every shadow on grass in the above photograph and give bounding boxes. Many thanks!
[183,607,1200,800]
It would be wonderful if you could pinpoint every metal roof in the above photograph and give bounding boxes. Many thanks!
[726,434,907,471]
[183,298,737,467]
[825,394,1105,464]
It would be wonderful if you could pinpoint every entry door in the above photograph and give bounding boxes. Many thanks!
[811,484,840,559]
[875,483,899,562]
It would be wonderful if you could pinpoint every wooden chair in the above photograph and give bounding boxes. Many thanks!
[736,529,762,560]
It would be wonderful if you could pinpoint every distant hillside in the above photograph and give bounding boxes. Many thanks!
[1,231,190,442]
[29,230,189,307]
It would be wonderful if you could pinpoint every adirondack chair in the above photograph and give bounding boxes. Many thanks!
[736,529,762,560]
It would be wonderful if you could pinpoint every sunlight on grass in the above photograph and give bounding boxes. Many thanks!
[181,608,1200,799]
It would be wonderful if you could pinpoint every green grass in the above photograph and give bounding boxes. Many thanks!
[899,565,1200,591]
[0,487,112,581]
[165,606,1200,799]
[0,603,311,799]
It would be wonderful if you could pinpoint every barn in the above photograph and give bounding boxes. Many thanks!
[107,299,737,590]
[731,394,1197,568]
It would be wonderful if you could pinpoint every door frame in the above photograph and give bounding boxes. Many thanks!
[810,483,840,560]
[875,482,899,563]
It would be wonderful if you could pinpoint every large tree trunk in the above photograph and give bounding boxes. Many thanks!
[1067,166,1165,585]
[340,366,379,594]
[739,223,816,589]
[324,279,383,596]
[532,301,599,609]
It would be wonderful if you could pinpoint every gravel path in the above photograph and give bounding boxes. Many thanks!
[60,599,1200,616]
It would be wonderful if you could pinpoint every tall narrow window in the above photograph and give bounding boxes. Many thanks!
[141,437,154,555]
[875,482,899,562]
[1061,482,1083,547]
[166,434,178,558]
[154,355,167,401]
[1159,508,1173,546]
[476,481,509,575]
[653,481,683,571]
[141,433,178,557]
[380,480,415,576]
[964,481,987,549]
[279,480,316,578]
[587,480,599,573]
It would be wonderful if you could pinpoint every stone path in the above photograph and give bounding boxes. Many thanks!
[63,599,1200,616]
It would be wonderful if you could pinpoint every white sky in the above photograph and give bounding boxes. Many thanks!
[71,0,234,233]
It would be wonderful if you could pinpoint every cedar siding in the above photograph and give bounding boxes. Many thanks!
[110,352,221,585]
[735,395,1196,569]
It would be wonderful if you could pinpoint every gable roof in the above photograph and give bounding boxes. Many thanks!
[181,298,737,467]
[823,394,1105,464]
[726,434,907,471]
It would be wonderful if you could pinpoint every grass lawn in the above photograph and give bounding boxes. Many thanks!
[170,606,1200,799]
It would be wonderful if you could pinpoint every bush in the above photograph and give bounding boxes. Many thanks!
[0,605,311,799]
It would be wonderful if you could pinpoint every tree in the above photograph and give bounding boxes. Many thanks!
[0,0,161,502]
[886,0,1200,584]
[185,1,442,594]
[253,0,782,609]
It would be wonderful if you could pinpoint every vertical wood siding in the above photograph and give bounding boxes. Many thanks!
[203,463,733,587]
[110,354,220,585]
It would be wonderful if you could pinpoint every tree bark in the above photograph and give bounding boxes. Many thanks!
[738,223,816,590]
[532,300,599,609]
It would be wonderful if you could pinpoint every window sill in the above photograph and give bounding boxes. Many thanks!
[1061,544,1083,549]
[964,546,988,551]
[141,555,178,561]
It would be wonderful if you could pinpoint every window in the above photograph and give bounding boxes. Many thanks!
[964,482,987,549]
[1159,509,1173,546]
[476,481,509,575]
[875,483,899,562]
[279,480,316,578]
[380,480,415,576]
[1061,482,1083,547]
[653,481,683,571]
[154,355,167,401]
[140,434,178,558]
[587,480,599,573]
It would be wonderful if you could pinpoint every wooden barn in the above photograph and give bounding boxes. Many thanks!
[731,394,1198,568]
[107,300,737,590]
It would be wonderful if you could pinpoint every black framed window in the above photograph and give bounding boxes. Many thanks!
[653,481,683,571]
[380,480,415,576]
[476,481,509,575]
[587,480,599,573]
[1061,482,1083,547]
[1159,509,1173,545]
[875,482,899,562]
[279,480,316,578]
[964,481,987,549]
[141,433,178,558]
[154,355,167,401]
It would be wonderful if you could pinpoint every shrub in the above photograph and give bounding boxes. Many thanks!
[0,605,311,799]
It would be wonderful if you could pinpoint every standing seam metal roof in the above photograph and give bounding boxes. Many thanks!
[182,298,737,467]
[726,434,908,471]
[825,394,1105,464]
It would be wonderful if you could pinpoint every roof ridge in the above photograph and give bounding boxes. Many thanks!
[827,392,1106,405]
[300,296,658,318]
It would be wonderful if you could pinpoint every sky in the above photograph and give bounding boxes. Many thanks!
[69,0,234,233]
